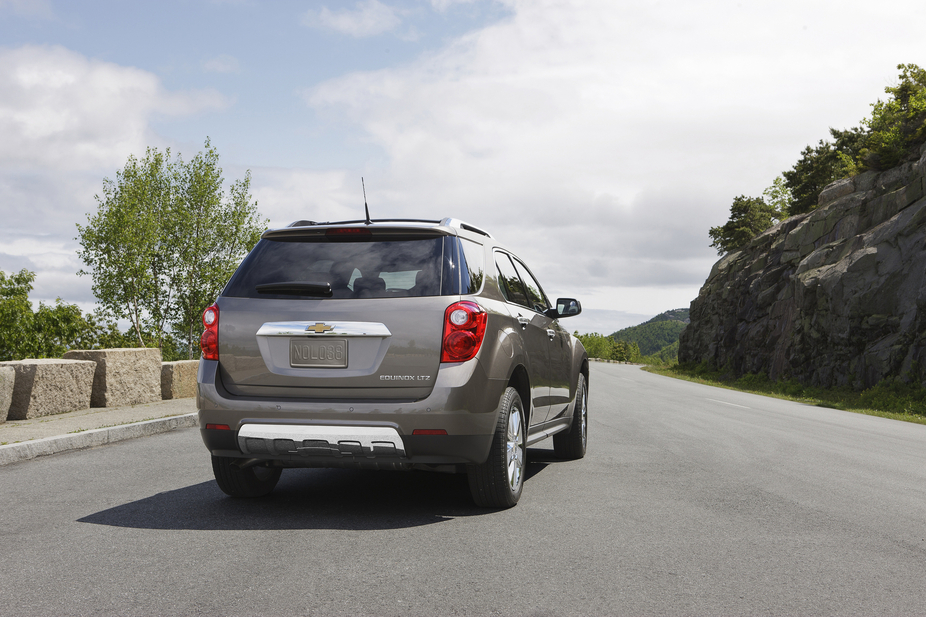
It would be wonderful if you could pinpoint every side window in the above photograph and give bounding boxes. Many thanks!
[495,252,530,308]
[459,238,485,294]
[513,259,549,313]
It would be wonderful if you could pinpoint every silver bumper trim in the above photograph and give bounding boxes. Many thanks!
[237,423,406,458]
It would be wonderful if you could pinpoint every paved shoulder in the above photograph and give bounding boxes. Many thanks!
[0,398,197,466]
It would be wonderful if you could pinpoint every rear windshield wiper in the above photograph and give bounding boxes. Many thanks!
[255,281,333,297]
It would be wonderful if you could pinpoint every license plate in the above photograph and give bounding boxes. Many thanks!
[290,338,348,368]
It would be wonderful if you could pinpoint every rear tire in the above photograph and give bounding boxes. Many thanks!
[553,373,587,460]
[467,387,526,508]
[212,456,282,498]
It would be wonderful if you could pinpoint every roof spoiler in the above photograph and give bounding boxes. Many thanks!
[284,217,494,238]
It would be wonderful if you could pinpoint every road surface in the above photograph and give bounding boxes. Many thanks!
[0,362,924,616]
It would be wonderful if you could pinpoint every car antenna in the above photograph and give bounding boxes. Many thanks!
[362,177,372,225]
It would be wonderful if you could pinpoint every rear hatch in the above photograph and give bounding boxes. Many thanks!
[215,224,465,400]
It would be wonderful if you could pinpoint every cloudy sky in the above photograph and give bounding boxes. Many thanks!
[0,0,922,333]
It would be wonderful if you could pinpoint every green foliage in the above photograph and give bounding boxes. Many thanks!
[169,144,265,359]
[574,332,641,362]
[77,138,266,359]
[611,315,687,356]
[77,147,174,349]
[708,195,781,254]
[0,269,34,361]
[640,340,679,366]
[708,64,926,247]
[782,64,926,215]
[649,363,926,423]
[783,128,867,215]
[646,308,690,323]
[858,378,926,416]
[0,269,132,361]
[762,176,792,216]
[859,63,926,171]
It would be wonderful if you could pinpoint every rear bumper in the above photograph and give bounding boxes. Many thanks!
[196,359,506,466]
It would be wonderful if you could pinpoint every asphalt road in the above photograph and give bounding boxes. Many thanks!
[1,362,925,616]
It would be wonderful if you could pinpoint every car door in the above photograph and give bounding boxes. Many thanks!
[511,257,572,422]
[494,252,551,426]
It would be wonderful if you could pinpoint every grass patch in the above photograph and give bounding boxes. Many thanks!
[644,362,926,426]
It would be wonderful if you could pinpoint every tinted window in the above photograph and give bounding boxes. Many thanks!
[224,237,445,299]
[495,253,530,307]
[459,238,485,295]
[513,259,549,313]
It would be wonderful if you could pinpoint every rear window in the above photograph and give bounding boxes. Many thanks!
[223,237,448,299]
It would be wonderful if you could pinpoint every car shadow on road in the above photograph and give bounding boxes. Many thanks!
[78,451,558,532]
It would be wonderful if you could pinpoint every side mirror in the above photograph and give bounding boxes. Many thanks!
[546,298,582,318]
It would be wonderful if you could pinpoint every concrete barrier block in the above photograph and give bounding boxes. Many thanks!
[161,360,199,399]
[0,359,96,420]
[0,366,14,422]
[63,348,162,408]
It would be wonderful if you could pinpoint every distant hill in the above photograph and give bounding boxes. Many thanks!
[611,308,689,357]
[643,308,690,324]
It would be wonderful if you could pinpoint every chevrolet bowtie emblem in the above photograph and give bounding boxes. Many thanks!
[305,322,334,334]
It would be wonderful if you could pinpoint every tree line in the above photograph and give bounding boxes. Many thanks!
[573,332,641,363]
[709,63,926,254]
[0,269,129,362]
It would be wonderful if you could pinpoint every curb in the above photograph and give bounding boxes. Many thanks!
[0,413,199,467]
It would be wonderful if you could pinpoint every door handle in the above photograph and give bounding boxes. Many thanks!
[546,329,556,340]
[517,316,530,330]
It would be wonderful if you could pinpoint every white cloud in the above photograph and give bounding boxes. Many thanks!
[302,0,402,38]
[250,167,365,228]
[0,45,228,171]
[203,54,240,74]
[427,0,483,11]
[304,0,924,313]
[0,45,229,307]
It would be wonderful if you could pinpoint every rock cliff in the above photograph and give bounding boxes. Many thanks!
[679,144,926,388]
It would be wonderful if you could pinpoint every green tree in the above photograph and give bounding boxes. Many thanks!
[859,63,926,171]
[782,65,925,214]
[708,195,780,255]
[573,332,641,362]
[762,176,792,218]
[0,269,128,361]
[77,139,266,358]
[0,269,36,360]
[77,148,176,349]
[612,318,688,356]
[782,127,866,215]
[169,143,265,358]
[611,339,641,362]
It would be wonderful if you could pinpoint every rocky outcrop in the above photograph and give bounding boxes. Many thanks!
[679,144,926,388]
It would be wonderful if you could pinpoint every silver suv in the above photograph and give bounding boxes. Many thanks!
[197,217,588,508]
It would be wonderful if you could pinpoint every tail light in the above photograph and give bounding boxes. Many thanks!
[441,301,487,363]
[200,303,219,360]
